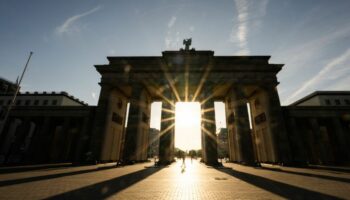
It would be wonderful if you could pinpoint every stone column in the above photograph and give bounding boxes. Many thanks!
[201,98,219,165]
[225,97,238,162]
[158,91,175,165]
[74,117,90,163]
[123,84,144,162]
[91,84,113,162]
[309,118,327,164]
[262,85,291,164]
[50,117,70,162]
[231,86,255,165]
[31,117,51,163]
[287,117,307,164]
[331,118,350,162]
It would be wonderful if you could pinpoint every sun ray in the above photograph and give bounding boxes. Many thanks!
[201,117,216,124]
[142,79,175,107]
[201,126,217,141]
[160,62,182,102]
[201,107,215,114]
[162,108,175,114]
[159,123,175,137]
[191,63,213,102]
[185,63,189,102]
[161,116,176,122]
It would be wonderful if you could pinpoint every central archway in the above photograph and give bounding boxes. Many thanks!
[175,102,201,152]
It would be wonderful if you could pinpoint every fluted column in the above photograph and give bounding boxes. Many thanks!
[231,86,255,165]
[331,118,350,163]
[158,92,175,165]
[123,84,144,162]
[74,116,90,162]
[262,85,291,164]
[287,117,307,164]
[91,84,113,162]
[201,98,219,165]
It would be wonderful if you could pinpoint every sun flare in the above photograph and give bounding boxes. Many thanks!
[175,102,201,150]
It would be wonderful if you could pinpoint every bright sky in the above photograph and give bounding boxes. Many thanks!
[1,0,350,149]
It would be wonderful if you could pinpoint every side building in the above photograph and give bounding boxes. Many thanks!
[0,91,95,165]
[281,91,350,165]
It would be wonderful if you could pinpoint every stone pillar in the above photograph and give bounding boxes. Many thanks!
[262,85,291,164]
[123,84,144,162]
[91,84,113,162]
[158,92,175,165]
[309,118,326,164]
[50,117,70,162]
[74,117,90,162]
[231,86,255,165]
[225,97,238,162]
[331,118,350,162]
[287,117,307,164]
[201,98,219,165]
[29,117,51,163]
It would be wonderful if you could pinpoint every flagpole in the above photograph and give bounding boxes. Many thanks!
[0,52,33,137]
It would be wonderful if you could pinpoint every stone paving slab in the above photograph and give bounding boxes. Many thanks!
[0,159,349,199]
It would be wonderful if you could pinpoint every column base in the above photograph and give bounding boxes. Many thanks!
[156,159,174,166]
[204,160,223,167]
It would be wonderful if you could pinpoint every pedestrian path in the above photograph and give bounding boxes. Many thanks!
[0,159,349,199]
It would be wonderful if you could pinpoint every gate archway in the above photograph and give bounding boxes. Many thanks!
[91,49,291,166]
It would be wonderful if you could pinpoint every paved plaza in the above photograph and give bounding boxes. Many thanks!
[0,159,349,199]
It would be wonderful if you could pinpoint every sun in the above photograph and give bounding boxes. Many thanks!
[175,102,201,150]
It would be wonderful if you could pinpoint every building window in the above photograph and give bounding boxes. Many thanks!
[16,100,21,106]
[335,99,341,105]
[43,100,48,106]
[7,100,11,105]
[345,99,350,105]
[52,100,58,106]
[34,100,39,106]
[25,100,31,106]
[325,99,331,105]
[0,100,3,105]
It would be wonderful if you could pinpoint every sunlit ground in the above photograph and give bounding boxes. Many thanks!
[175,102,201,151]
[174,157,200,184]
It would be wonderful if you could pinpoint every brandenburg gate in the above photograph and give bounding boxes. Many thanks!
[90,42,291,166]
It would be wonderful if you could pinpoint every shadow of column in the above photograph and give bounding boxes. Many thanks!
[44,167,162,199]
[215,167,341,199]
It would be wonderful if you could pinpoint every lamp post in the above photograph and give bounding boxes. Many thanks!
[0,52,33,137]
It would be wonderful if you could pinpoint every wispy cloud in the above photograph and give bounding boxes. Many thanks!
[230,0,269,54]
[287,48,350,103]
[275,24,350,104]
[55,6,101,36]
[168,16,177,28]
[164,16,180,49]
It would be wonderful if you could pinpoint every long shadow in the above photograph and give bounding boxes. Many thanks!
[217,168,342,200]
[44,167,162,200]
[308,165,350,173]
[0,165,118,187]
[0,163,73,174]
[259,166,350,184]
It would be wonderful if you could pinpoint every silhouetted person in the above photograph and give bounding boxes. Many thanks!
[181,154,186,169]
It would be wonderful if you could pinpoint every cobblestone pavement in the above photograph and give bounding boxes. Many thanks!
[0,159,349,199]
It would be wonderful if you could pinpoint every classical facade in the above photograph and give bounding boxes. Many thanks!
[0,91,93,164]
[90,49,290,166]
[0,47,349,166]
[282,91,350,165]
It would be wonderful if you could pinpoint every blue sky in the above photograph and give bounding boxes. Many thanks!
[1,0,350,146]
